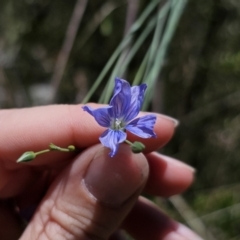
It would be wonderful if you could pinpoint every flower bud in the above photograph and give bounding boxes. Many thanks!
[49,143,59,150]
[17,151,36,163]
[131,141,145,153]
[68,145,75,151]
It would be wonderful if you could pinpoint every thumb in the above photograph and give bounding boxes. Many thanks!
[20,144,149,240]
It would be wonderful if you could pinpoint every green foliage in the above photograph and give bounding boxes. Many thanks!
[190,187,240,239]
[217,52,240,73]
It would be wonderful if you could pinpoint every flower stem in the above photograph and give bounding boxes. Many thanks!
[17,143,77,163]
[124,139,133,146]
[35,149,50,156]
[49,143,76,152]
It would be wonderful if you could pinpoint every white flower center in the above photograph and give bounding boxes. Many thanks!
[111,118,125,130]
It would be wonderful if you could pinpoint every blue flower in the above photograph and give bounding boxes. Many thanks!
[82,78,157,157]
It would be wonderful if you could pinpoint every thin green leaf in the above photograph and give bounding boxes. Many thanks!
[82,0,163,103]
[143,0,188,110]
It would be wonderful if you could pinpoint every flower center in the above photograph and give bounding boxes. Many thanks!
[111,118,125,130]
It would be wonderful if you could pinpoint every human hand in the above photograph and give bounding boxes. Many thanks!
[0,104,201,240]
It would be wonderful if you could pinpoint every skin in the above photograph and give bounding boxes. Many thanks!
[0,104,201,240]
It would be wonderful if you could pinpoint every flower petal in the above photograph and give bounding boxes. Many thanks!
[82,106,112,127]
[99,129,127,157]
[109,78,131,119]
[124,83,147,122]
[126,115,157,138]
[131,84,147,109]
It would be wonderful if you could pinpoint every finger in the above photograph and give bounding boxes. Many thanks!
[20,144,149,240]
[122,197,203,240]
[0,104,175,198]
[7,152,194,203]
[0,104,175,165]
[13,152,194,210]
[144,153,195,197]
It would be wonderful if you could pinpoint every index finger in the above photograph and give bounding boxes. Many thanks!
[0,104,175,165]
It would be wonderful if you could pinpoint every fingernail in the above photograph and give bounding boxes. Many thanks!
[83,145,148,207]
[163,223,204,240]
[176,223,204,240]
[163,232,188,240]
[158,154,196,173]
[161,115,179,127]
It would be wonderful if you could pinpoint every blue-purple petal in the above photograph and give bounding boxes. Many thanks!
[126,115,157,138]
[82,106,112,127]
[131,84,147,109]
[99,129,127,157]
[109,78,131,119]
[124,84,147,122]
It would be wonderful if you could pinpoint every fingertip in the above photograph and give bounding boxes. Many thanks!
[145,153,195,197]
[122,197,178,239]
[123,197,203,240]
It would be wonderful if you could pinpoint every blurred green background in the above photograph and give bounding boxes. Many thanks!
[0,0,240,239]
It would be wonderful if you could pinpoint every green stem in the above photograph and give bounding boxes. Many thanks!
[35,144,77,157]
[35,149,50,156]
[17,144,77,163]
[51,146,69,152]
[125,139,133,146]
[49,143,76,152]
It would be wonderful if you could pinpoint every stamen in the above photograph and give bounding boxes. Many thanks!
[112,118,125,130]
